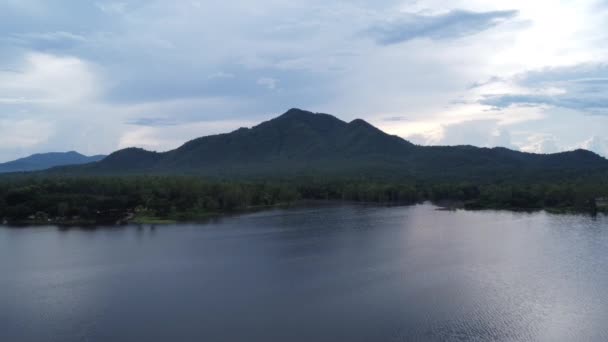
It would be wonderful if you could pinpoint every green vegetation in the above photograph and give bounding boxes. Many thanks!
[0,175,606,225]
[0,177,300,225]
[1,109,607,225]
[48,109,608,181]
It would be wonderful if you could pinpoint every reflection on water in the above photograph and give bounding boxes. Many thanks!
[1,204,607,342]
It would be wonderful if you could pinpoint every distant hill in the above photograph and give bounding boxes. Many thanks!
[46,109,608,181]
[0,151,106,173]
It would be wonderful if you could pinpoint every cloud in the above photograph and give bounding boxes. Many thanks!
[579,135,608,157]
[0,1,119,38]
[4,31,87,50]
[257,77,279,90]
[0,119,54,149]
[95,2,128,15]
[382,116,411,122]
[429,119,516,149]
[367,9,518,45]
[0,0,605,162]
[208,71,235,80]
[126,117,179,127]
[0,53,100,105]
[0,119,55,162]
[594,0,608,9]
[479,64,608,114]
[520,134,560,154]
[118,119,254,151]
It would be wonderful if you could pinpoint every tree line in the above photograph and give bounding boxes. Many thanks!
[0,175,607,224]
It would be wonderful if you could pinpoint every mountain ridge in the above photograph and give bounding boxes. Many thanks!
[43,108,608,180]
[0,151,106,173]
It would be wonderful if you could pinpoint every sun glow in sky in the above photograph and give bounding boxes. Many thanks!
[0,0,607,161]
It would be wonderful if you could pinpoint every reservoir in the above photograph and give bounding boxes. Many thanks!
[1,204,607,341]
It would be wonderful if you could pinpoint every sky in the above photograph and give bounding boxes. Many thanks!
[0,0,607,162]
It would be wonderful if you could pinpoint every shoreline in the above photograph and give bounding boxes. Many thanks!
[2,200,606,228]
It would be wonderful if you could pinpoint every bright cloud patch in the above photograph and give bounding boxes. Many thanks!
[0,53,100,105]
[521,134,560,154]
[119,119,254,151]
[580,136,608,157]
[426,119,515,149]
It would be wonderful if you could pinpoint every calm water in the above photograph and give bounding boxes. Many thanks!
[1,204,608,342]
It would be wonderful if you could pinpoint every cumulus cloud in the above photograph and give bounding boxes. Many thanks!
[0,53,100,105]
[367,9,518,45]
[579,135,608,157]
[520,134,560,154]
[432,119,516,149]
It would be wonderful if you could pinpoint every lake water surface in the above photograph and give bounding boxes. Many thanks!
[1,204,608,342]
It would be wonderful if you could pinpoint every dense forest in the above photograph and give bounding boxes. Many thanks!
[1,175,607,225]
[2,110,607,225]
[48,109,608,181]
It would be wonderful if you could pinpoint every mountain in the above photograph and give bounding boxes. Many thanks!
[48,109,608,181]
[0,151,106,173]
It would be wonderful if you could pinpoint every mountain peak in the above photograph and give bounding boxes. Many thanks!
[265,108,346,131]
[281,108,314,117]
[275,108,342,122]
[38,108,608,179]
